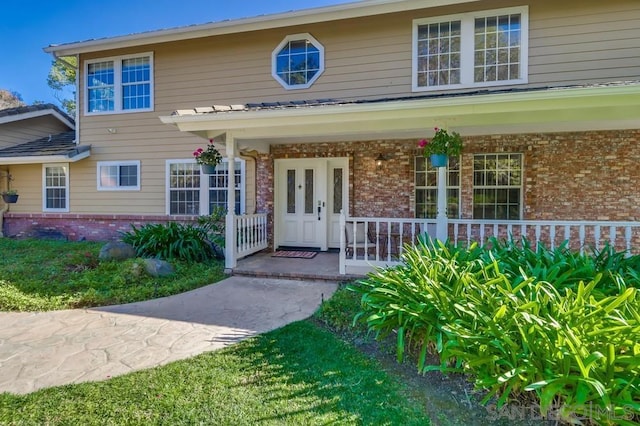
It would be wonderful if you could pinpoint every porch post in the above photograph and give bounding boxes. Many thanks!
[435,165,448,241]
[224,132,237,270]
[339,210,346,275]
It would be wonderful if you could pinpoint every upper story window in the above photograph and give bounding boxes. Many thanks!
[413,6,528,91]
[97,161,140,191]
[272,33,324,90]
[86,53,153,114]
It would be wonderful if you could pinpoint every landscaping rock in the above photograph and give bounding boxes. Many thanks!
[207,240,225,260]
[99,242,137,261]
[143,258,175,277]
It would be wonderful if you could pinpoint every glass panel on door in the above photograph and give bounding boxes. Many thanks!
[287,169,296,214]
[304,169,314,214]
[333,168,343,214]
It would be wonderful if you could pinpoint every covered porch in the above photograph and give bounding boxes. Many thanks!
[232,215,640,277]
[159,83,640,276]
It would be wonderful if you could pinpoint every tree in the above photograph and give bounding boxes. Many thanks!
[0,90,25,110]
[47,56,77,116]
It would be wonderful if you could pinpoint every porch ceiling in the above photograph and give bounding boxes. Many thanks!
[159,83,640,152]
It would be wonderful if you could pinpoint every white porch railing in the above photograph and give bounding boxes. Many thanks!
[339,214,437,275]
[339,213,640,275]
[235,213,268,260]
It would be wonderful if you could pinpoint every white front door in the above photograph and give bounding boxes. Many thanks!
[275,158,348,250]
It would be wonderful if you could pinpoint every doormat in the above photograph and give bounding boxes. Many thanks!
[272,250,317,259]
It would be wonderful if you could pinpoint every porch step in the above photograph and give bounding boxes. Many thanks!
[231,251,364,282]
[231,269,363,282]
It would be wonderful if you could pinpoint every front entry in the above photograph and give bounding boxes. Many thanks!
[274,158,348,251]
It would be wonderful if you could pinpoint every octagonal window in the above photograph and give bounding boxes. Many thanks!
[272,33,325,90]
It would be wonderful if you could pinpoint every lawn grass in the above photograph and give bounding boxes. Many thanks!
[0,321,431,425]
[0,238,225,311]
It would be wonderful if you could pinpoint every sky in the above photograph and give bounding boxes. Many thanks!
[1,0,353,106]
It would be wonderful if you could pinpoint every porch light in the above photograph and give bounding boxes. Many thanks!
[375,153,386,168]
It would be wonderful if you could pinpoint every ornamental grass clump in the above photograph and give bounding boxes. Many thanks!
[121,222,215,262]
[352,239,640,425]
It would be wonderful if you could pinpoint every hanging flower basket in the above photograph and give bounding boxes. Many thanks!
[430,154,448,168]
[2,192,18,203]
[200,164,217,174]
[193,139,222,173]
[418,127,463,168]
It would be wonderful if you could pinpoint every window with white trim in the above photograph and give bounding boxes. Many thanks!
[166,159,245,216]
[473,153,522,220]
[43,164,69,212]
[272,33,324,90]
[415,156,460,218]
[97,161,140,191]
[86,53,153,114]
[413,6,528,91]
[206,160,245,215]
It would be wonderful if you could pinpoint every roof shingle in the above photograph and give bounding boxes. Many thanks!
[0,131,88,158]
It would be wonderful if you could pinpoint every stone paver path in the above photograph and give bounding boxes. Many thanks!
[0,277,337,394]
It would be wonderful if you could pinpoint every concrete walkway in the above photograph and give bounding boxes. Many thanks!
[0,277,337,395]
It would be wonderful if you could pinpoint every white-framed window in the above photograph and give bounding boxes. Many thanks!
[97,161,140,191]
[43,163,69,212]
[166,159,245,216]
[413,6,528,91]
[473,153,522,220]
[206,160,245,215]
[415,156,460,218]
[86,52,153,114]
[272,33,324,90]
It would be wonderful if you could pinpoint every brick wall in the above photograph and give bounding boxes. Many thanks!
[3,213,198,241]
[267,129,640,221]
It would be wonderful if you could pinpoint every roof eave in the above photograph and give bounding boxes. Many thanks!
[0,108,75,129]
[44,0,479,56]
[159,84,640,141]
[0,147,90,165]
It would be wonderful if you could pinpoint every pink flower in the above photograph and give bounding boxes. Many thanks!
[209,139,215,144]
[434,127,439,132]
[418,139,428,148]
[197,148,204,153]
[193,151,198,157]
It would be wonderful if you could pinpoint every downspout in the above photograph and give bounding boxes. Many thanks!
[0,170,10,237]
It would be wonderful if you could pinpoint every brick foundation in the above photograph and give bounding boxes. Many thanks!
[3,213,199,241]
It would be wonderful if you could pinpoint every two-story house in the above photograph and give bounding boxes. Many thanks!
[2,0,639,274]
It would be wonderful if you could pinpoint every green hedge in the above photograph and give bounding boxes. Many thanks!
[352,239,640,425]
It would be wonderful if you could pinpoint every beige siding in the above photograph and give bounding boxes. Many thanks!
[20,0,636,216]
[0,116,72,149]
[3,164,44,213]
[529,0,640,85]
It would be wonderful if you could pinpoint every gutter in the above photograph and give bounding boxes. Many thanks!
[0,145,91,166]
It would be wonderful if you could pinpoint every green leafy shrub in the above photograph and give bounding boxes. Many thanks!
[197,206,226,249]
[353,239,640,424]
[484,238,640,297]
[121,221,214,262]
